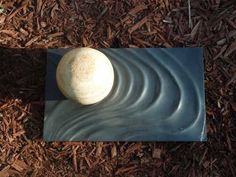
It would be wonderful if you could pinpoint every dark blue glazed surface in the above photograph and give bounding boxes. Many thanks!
[44,48,206,141]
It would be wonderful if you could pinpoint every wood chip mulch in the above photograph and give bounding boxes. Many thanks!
[0,0,236,176]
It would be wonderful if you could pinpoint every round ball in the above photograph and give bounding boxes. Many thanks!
[56,48,114,105]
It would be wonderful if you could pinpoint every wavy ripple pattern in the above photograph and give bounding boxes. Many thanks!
[44,48,206,141]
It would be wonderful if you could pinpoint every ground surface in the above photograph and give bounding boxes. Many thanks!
[0,0,235,177]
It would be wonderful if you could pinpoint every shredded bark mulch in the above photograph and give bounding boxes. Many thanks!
[0,0,235,176]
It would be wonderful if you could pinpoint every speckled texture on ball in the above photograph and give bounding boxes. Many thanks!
[56,48,114,105]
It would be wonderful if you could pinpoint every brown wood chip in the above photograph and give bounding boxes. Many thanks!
[190,20,202,39]
[66,30,77,45]
[128,16,148,34]
[152,148,161,159]
[25,36,40,46]
[163,42,173,48]
[129,4,147,16]
[115,166,137,175]
[230,101,236,112]
[84,157,91,168]
[203,161,210,168]
[46,40,59,47]
[19,28,29,36]
[111,145,117,158]
[107,25,112,40]
[224,42,236,57]
[213,45,227,60]
[217,38,226,46]
[0,16,6,24]
[58,0,67,11]
[129,44,139,48]
[36,0,43,13]
[11,160,27,172]
[51,3,59,18]
[0,30,18,38]
[48,32,64,38]
[72,147,78,172]
[0,165,10,177]
[133,36,153,47]
[96,142,103,157]
[226,19,236,29]
[6,1,28,21]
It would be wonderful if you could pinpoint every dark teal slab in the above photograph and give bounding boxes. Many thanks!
[44,48,206,141]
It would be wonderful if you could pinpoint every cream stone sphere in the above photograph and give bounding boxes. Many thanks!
[56,48,114,105]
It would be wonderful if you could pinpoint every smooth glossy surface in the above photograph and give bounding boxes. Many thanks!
[44,48,206,141]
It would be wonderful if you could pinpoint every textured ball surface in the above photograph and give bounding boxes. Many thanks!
[56,48,114,105]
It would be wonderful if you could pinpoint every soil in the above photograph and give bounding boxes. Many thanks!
[0,0,236,177]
